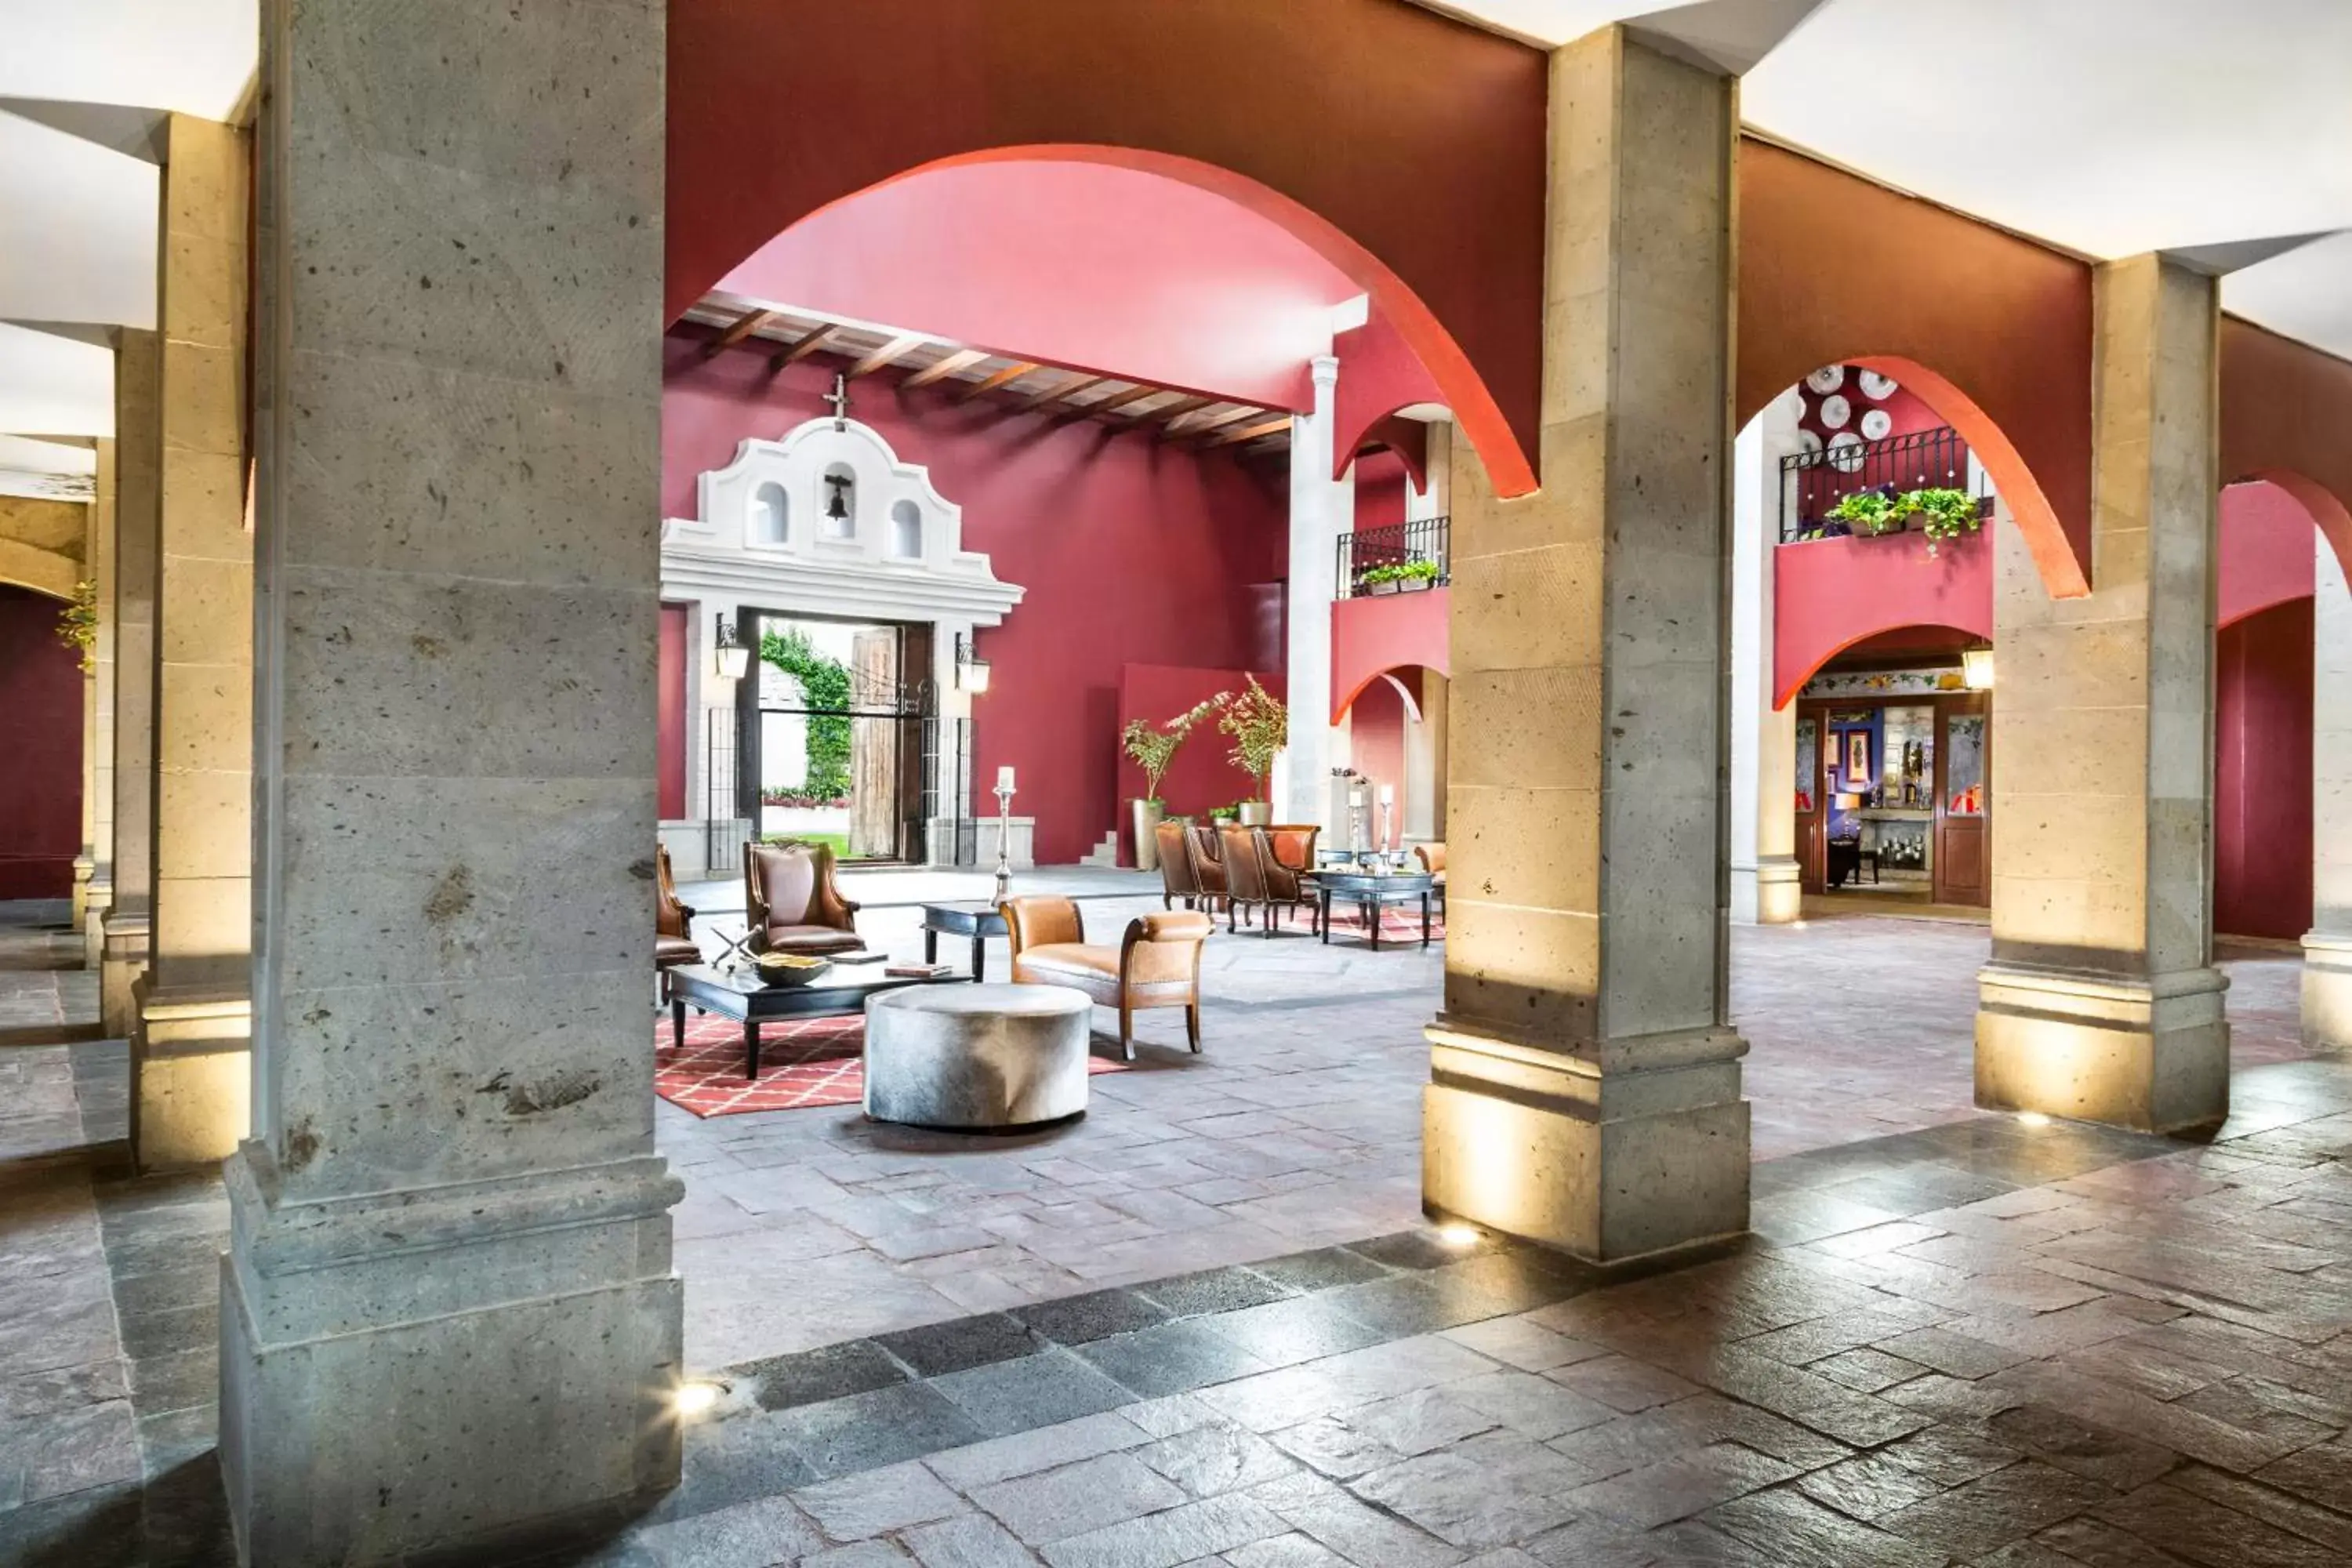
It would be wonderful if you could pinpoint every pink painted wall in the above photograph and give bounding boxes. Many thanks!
[721,160,1365,412]
[2220,480,2318,630]
[1353,448,1409,532]
[665,327,1286,864]
[2215,596,2313,942]
[1331,586,1448,723]
[1332,309,1448,472]
[658,604,688,820]
[0,584,82,898]
[1348,674,1410,852]
[1773,528,1992,707]
[1116,663,1283,864]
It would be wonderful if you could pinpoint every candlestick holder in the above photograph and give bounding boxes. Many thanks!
[1377,800,1392,855]
[992,784,1014,906]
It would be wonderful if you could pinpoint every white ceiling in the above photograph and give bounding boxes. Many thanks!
[1425,0,2352,358]
[0,0,258,122]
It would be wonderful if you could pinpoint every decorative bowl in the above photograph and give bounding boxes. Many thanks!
[753,953,831,989]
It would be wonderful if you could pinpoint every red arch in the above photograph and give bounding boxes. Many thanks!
[1773,529,1993,709]
[1333,591,1449,723]
[1740,140,2092,600]
[670,0,1544,496]
[1777,623,1988,713]
[2221,315,2352,585]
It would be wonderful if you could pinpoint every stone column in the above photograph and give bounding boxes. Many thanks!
[1976,254,2227,1132]
[82,435,118,967]
[101,332,159,1037]
[1730,391,1803,924]
[2303,532,2352,1047]
[1424,27,1745,1264]
[130,113,253,1170]
[1279,354,1349,828]
[221,2,681,1559]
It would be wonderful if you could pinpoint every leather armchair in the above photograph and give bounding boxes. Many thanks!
[1414,840,1446,913]
[1185,824,1232,916]
[1004,895,1211,1060]
[1156,822,1201,909]
[743,840,865,956]
[1221,826,1316,936]
[1260,826,1321,930]
[655,844,700,1001]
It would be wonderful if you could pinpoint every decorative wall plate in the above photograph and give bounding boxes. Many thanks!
[1859,408,1893,441]
[1818,394,1853,430]
[1827,430,1865,473]
[1805,365,1846,395]
[1798,429,1824,454]
[1857,368,1900,400]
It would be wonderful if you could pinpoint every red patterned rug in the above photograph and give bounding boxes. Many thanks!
[655,1010,1133,1119]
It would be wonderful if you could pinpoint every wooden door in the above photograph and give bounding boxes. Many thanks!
[1933,695,1990,906]
[1795,705,1825,893]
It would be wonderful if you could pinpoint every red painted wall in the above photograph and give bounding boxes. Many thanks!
[1332,586,1448,722]
[1353,448,1410,532]
[721,160,1362,412]
[658,604,688,820]
[665,327,1286,864]
[1348,673,1409,851]
[668,0,1548,495]
[1116,663,1283,862]
[0,585,82,898]
[2220,480,2318,630]
[2215,597,2313,942]
[2222,317,2352,575]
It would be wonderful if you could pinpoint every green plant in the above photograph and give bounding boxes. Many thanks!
[1218,673,1287,797]
[57,579,96,673]
[1900,487,1983,552]
[1207,804,1239,822]
[1825,491,1900,535]
[759,628,852,800]
[1357,559,1442,590]
[1120,691,1230,803]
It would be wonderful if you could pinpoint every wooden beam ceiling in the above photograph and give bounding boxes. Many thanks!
[1199,414,1292,449]
[706,307,779,354]
[1073,383,1163,419]
[1025,372,1109,409]
[1163,403,1259,442]
[769,323,837,369]
[957,361,1040,401]
[848,332,928,379]
[901,348,987,390]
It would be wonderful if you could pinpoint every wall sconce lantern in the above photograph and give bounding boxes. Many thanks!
[713,614,751,681]
[956,633,991,694]
[1962,647,1995,691]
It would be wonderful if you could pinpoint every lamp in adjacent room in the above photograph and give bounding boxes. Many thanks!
[713,614,750,681]
[1962,647,1995,691]
[956,632,991,694]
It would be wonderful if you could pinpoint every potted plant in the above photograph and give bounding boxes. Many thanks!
[1207,803,1239,825]
[1394,559,1441,592]
[1825,489,1901,537]
[1894,487,1984,557]
[1359,564,1403,596]
[1218,673,1287,826]
[1120,692,1229,871]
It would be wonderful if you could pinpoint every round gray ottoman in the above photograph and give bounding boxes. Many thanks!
[863,983,1094,1131]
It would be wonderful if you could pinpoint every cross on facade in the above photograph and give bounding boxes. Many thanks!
[825,371,850,429]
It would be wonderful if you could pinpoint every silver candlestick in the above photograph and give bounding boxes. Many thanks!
[992,783,1014,906]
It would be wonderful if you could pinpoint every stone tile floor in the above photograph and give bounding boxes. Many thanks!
[0,895,2342,1566]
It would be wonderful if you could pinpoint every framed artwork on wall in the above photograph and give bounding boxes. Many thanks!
[1845,731,1872,786]
[1824,731,1842,779]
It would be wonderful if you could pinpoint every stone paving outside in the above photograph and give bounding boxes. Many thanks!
[3,891,2349,1566]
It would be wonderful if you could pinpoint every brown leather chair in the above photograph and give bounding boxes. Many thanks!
[1218,826,1279,936]
[1414,840,1446,914]
[1265,825,1320,874]
[1156,822,1202,909]
[655,844,700,1002]
[1261,826,1322,931]
[1004,896,1210,1060]
[1185,824,1233,919]
[743,840,865,956]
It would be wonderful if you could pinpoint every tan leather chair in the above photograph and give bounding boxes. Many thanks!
[743,840,865,956]
[1261,826,1321,931]
[1156,822,1201,909]
[1414,840,1446,914]
[1004,896,1210,1060]
[1218,826,1273,935]
[655,844,700,1001]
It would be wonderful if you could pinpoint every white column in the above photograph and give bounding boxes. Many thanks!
[1730,391,1803,924]
[2305,532,2352,1046]
[1279,354,1349,827]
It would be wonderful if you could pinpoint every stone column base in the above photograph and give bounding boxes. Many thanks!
[1422,1021,1749,1264]
[1730,857,1802,926]
[221,1143,685,1566]
[2302,931,2352,1052]
[100,909,149,1039]
[131,985,252,1171]
[83,873,113,970]
[1976,960,2229,1133]
[71,853,94,924]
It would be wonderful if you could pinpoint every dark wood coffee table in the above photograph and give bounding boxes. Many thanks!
[666,962,960,1080]
[1316,871,1437,950]
[920,901,1009,980]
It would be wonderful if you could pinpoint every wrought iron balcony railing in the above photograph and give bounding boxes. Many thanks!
[1335,516,1450,600]
[1777,425,1987,544]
